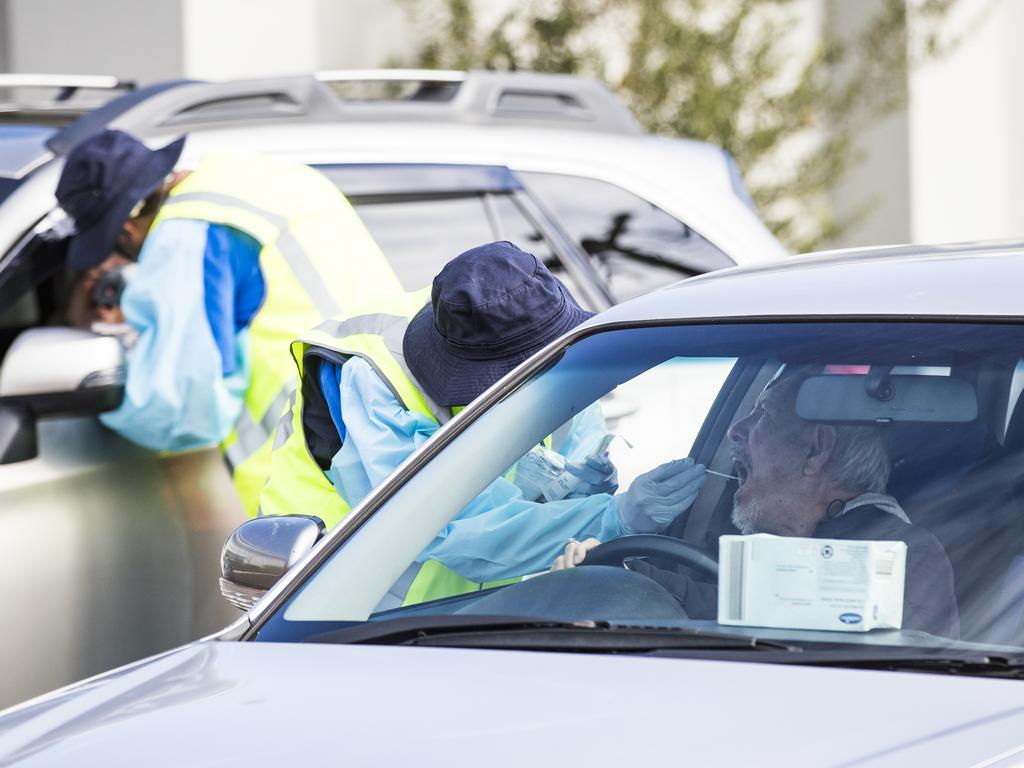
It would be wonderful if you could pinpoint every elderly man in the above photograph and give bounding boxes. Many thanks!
[554,366,960,638]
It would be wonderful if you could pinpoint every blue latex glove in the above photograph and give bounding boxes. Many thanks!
[614,457,706,534]
[565,454,618,497]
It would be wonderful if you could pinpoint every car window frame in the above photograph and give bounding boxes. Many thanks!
[242,315,1024,640]
[239,317,777,637]
[516,169,737,293]
[316,162,615,312]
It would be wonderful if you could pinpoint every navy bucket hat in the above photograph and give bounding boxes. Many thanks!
[403,241,594,407]
[56,129,185,270]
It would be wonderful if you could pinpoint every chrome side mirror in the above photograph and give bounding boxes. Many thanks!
[0,327,125,464]
[219,515,326,611]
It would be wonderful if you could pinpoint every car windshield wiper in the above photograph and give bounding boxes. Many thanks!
[771,649,1024,679]
[648,647,1024,679]
[306,615,796,653]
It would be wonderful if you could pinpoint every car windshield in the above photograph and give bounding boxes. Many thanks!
[260,320,1024,656]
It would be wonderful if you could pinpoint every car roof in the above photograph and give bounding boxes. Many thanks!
[0,70,787,266]
[584,241,1024,326]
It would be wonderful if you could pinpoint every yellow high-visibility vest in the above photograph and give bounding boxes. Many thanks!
[259,288,518,605]
[152,151,402,515]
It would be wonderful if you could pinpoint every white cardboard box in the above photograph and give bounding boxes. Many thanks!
[717,534,906,632]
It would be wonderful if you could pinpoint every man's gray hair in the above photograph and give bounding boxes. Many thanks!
[773,364,891,494]
[827,425,890,494]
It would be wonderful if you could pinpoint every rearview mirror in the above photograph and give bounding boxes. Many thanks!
[796,373,978,424]
[220,515,326,611]
[0,328,125,464]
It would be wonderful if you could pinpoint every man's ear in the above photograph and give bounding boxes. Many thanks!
[803,425,837,476]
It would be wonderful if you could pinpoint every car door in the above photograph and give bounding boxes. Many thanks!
[315,164,615,311]
[518,171,737,301]
[0,207,242,709]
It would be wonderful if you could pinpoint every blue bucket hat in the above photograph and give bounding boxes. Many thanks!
[403,241,594,407]
[56,129,185,270]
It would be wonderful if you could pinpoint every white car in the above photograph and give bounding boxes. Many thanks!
[3,242,1024,766]
[0,70,784,708]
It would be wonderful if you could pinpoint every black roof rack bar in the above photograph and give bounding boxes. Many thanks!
[314,69,466,83]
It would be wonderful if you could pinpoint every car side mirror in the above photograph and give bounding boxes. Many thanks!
[220,515,326,611]
[0,327,125,465]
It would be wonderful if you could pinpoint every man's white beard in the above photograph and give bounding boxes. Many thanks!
[731,498,759,535]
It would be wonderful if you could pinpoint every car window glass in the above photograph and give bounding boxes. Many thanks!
[487,193,589,305]
[350,196,495,291]
[520,172,734,301]
[0,229,66,360]
[272,321,1024,656]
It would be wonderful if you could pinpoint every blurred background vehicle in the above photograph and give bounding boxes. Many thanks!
[0,69,782,708]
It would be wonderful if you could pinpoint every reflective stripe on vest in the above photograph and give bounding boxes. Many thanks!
[160,191,341,318]
[260,287,563,607]
[257,289,434,528]
[153,151,402,516]
[310,312,452,426]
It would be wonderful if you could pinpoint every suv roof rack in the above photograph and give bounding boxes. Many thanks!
[0,74,137,126]
[71,69,642,145]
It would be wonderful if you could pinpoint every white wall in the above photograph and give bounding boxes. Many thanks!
[827,0,912,248]
[0,1,9,72]
[5,0,184,82]
[315,0,416,71]
[1,0,421,83]
[909,0,1024,243]
[181,0,318,79]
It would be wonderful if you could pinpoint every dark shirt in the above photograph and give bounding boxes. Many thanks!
[631,504,960,638]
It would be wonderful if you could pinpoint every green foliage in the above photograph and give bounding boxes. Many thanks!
[395,0,967,252]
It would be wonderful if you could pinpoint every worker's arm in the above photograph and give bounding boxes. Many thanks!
[420,480,623,582]
[326,361,622,580]
[326,357,439,507]
[99,219,263,451]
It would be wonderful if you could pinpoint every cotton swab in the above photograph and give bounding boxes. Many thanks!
[705,468,740,481]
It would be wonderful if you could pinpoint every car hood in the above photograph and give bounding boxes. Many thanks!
[1,641,1024,767]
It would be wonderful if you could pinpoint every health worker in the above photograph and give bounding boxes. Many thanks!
[56,129,401,514]
[259,240,706,606]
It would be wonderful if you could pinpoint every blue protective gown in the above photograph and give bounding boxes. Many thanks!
[99,218,264,451]
[323,357,623,582]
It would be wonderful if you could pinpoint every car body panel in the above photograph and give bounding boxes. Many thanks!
[584,242,1024,327]
[2,641,1023,767]
[152,122,785,266]
[0,417,242,704]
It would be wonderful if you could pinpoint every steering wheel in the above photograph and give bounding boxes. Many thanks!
[580,534,719,578]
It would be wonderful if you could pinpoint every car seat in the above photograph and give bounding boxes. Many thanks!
[902,396,1024,643]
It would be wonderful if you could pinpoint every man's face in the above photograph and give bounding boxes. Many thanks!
[115,211,156,260]
[726,377,814,536]
[114,185,165,259]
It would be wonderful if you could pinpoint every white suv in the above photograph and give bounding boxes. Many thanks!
[0,70,785,707]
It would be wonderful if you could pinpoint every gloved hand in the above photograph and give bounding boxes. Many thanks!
[614,457,706,534]
[511,447,619,501]
[564,454,618,498]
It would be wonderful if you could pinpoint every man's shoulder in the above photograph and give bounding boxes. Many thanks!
[821,504,944,550]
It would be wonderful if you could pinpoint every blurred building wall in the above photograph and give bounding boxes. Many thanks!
[6,0,184,82]
[909,0,1023,244]
[825,0,912,249]
[0,0,1017,249]
[0,1,9,72]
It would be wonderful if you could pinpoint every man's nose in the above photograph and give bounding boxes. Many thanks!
[727,413,752,445]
